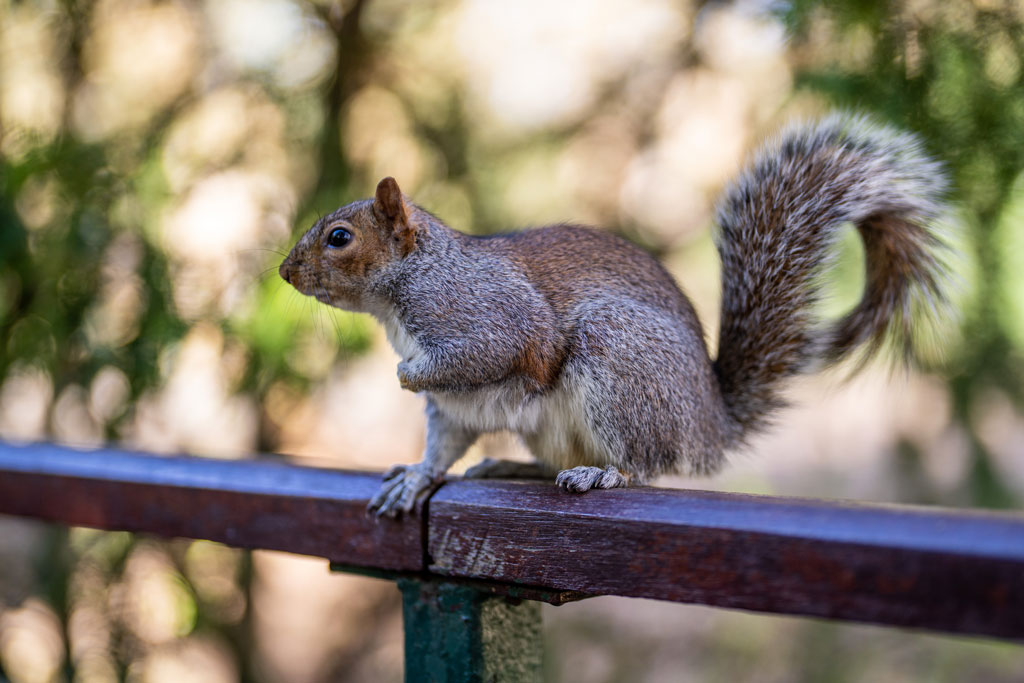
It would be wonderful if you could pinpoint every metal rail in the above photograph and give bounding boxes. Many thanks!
[1,441,1022,673]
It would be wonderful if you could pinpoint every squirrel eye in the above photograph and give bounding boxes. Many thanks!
[327,228,352,248]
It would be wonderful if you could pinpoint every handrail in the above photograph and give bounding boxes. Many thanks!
[1,441,1022,640]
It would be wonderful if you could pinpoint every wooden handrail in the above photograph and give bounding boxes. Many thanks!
[0,442,423,571]
[1,441,1022,640]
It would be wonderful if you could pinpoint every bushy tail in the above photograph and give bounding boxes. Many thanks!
[713,114,950,442]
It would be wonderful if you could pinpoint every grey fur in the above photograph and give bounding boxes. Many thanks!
[280,116,951,518]
[714,114,949,440]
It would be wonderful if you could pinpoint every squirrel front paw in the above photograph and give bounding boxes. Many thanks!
[367,463,439,517]
[397,360,427,393]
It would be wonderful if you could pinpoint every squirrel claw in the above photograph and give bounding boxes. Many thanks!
[556,465,628,493]
[368,464,436,518]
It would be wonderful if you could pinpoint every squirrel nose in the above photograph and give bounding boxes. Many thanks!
[279,261,293,284]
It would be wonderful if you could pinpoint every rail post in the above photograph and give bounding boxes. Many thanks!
[397,577,542,682]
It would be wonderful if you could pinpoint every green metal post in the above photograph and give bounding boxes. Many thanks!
[398,578,542,682]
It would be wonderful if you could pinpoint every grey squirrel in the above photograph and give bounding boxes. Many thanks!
[279,114,950,517]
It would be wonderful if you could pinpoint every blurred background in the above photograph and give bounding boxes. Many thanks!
[2,0,1024,680]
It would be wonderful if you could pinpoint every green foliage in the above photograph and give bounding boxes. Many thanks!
[3,0,1024,680]
[0,140,181,399]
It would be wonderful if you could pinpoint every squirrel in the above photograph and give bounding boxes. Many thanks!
[279,114,950,517]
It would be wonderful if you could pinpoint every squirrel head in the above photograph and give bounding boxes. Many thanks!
[279,177,418,312]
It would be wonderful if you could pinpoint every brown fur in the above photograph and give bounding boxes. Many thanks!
[279,190,411,311]
[280,115,952,517]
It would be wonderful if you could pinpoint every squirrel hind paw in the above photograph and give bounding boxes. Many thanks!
[556,466,628,493]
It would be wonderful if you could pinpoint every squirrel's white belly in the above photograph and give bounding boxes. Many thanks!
[379,312,421,361]
[523,370,617,471]
[379,311,613,468]
[433,372,615,471]
[429,381,546,433]
[381,311,549,433]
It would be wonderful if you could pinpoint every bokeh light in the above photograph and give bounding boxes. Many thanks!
[2,0,1024,680]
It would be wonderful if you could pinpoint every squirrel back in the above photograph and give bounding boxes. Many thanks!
[714,114,949,443]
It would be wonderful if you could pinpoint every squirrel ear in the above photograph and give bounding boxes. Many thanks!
[373,176,416,255]
[373,177,408,226]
